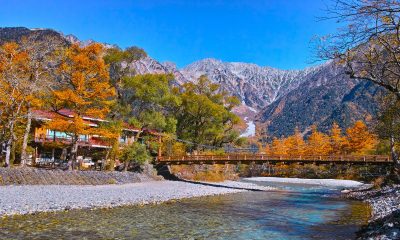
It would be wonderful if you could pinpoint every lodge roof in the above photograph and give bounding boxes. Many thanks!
[31,109,161,135]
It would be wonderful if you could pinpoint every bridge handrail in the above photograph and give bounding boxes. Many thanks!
[158,154,391,162]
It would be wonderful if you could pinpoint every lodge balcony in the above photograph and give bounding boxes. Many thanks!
[34,135,112,149]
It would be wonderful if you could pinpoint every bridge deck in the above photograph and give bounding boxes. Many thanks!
[157,154,392,165]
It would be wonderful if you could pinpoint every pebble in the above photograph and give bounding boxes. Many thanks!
[346,184,400,239]
[0,180,274,217]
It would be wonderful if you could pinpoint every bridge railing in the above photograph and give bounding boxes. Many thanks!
[157,154,392,163]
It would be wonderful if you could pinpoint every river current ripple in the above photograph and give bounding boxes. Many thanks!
[0,180,370,239]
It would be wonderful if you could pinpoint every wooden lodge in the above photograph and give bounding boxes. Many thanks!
[30,109,161,168]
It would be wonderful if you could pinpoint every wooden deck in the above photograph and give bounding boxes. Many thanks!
[157,154,393,165]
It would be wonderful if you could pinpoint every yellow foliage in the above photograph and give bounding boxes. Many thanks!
[270,137,287,155]
[0,42,30,141]
[269,121,378,157]
[306,125,332,155]
[171,142,186,156]
[283,127,306,156]
[171,165,229,182]
[330,122,348,154]
[49,43,116,139]
[346,121,377,155]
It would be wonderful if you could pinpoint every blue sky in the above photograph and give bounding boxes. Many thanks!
[0,0,337,69]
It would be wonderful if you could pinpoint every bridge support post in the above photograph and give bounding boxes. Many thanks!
[236,161,242,172]
[268,163,271,175]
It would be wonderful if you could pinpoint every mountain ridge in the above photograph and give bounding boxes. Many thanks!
[180,58,323,110]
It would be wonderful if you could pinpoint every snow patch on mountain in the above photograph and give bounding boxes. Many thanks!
[180,58,322,110]
[240,117,256,137]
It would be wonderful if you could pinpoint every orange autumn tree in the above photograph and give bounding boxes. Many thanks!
[98,120,123,171]
[284,127,306,156]
[19,35,62,166]
[306,125,332,156]
[329,122,348,155]
[270,137,288,156]
[346,121,377,155]
[265,143,271,155]
[48,43,115,170]
[0,42,31,167]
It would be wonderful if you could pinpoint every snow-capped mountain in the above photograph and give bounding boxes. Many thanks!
[121,57,189,85]
[180,58,322,110]
[117,56,324,112]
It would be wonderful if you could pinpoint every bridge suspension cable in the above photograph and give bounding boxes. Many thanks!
[167,136,259,152]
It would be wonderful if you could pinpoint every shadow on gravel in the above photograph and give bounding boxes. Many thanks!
[155,164,181,181]
[177,179,265,192]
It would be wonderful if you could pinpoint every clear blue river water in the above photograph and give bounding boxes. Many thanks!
[0,180,370,240]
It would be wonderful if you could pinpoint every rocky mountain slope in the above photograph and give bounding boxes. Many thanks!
[0,27,382,138]
[256,61,383,138]
[180,58,321,110]
[117,57,325,112]
[122,57,188,85]
[0,27,69,46]
[177,58,383,138]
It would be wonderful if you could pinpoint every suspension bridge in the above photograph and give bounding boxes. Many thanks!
[157,154,392,165]
[159,137,393,166]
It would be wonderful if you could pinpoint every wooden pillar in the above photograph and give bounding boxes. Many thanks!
[32,147,37,166]
[157,135,162,158]
[51,148,55,160]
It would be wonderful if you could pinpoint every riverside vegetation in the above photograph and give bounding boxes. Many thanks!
[1,0,400,238]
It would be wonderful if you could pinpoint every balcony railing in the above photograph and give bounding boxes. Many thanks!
[35,136,88,143]
[34,136,110,148]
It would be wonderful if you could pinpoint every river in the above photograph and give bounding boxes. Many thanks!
[0,179,370,239]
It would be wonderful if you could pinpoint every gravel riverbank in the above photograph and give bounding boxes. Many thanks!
[0,180,274,217]
[244,177,367,188]
[346,184,400,239]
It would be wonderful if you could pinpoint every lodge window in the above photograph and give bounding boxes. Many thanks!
[47,130,70,139]
[119,136,126,144]
[46,130,88,142]
[79,135,88,142]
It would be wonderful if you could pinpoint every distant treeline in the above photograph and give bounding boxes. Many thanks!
[265,121,378,156]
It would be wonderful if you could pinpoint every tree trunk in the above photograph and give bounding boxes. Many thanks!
[61,148,67,161]
[105,147,114,171]
[109,156,115,171]
[123,160,129,171]
[51,148,55,168]
[20,106,32,167]
[69,137,79,170]
[4,138,12,168]
[32,147,37,166]
[10,141,16,165]
[390,136,399,164]
[390,135,400,178]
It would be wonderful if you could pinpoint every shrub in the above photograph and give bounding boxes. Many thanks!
[121,142,151,167]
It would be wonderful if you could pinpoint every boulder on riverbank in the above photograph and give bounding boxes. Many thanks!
[346,184,400,240]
